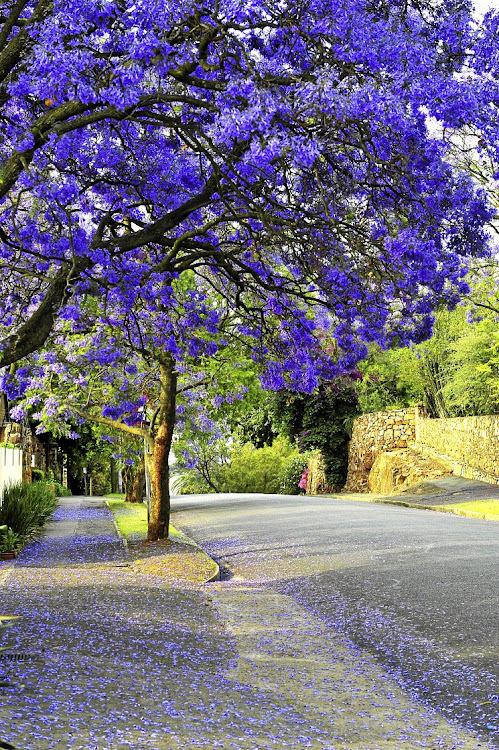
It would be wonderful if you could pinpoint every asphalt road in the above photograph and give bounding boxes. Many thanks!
[172,492,499,746]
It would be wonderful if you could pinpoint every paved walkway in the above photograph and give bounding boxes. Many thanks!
[0,497,495,749]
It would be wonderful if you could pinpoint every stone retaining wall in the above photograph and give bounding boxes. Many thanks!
[305,454,329,495]
[343,408,499,493]
[344,409,416,492]
[414,413,499,485]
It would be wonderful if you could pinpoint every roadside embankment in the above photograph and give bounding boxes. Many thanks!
[328,476,499,521]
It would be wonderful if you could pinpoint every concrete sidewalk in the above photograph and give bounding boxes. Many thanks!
[0,497,495,749]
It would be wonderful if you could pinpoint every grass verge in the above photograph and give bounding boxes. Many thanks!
[443,499,499,520]
[106,498,147,538]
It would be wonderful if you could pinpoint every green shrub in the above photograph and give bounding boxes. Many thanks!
[0,482,57,537]
[53,481,72,497]
[218,437,297,494]
[31,469,45,482]
[279,453,313,495]
[271,380,359,488]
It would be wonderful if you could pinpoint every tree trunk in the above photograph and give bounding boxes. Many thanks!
[146,356,177,541]
[131,456,146,503]
[110,456,119,494]
[122,464,135,503]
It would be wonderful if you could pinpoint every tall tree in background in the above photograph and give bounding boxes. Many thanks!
[1,1,499,537]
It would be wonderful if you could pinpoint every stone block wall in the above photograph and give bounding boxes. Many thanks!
[306,453,329,495]
[344,409,416,492]
[415,413,499,485]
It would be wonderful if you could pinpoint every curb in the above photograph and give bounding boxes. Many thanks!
[105,501,220,583]
[170,526,220,583]
[169,526,220,583]
[326,493,499,521]
[104,500,139,574]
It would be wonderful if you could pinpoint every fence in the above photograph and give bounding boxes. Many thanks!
[0,447,23,502]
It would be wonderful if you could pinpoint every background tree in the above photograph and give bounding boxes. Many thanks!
[357,292,499,418]
[356,346,422,414]
[270,379,360,488]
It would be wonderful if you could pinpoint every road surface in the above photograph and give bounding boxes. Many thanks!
[172,491,499,746]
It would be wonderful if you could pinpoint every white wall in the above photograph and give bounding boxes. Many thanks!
[0,447,23,502]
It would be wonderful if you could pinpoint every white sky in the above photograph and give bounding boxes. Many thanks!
[474,0,499,17]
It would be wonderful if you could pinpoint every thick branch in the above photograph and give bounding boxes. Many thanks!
[92,171,223,253]
[72,407,148,438]
[0,0,52,82]
[0,258,89,367]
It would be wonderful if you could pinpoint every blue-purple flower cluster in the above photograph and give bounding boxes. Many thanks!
[0,0,498,485]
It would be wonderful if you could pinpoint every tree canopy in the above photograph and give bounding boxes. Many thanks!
[2,0,499,537]
[1,0,497,373]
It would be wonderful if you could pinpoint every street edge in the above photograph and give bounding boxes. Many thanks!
[324,494,499,521]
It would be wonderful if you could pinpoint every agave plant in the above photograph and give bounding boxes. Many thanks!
[0,482,57,537]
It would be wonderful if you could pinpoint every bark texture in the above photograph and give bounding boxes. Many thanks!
[122,464,135,504]
[147,355,177,541]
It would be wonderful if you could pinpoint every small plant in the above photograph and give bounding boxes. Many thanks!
[0,528,21,553]
[31,469,44,482]
[52,482,72,497]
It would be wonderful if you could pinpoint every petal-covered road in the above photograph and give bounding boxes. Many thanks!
[0,496,496,749]
[172,491,499,749]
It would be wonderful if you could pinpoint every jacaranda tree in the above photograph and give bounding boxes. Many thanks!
[1,0,499,538]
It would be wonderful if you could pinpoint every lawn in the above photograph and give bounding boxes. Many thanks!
[106,498,148,538]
